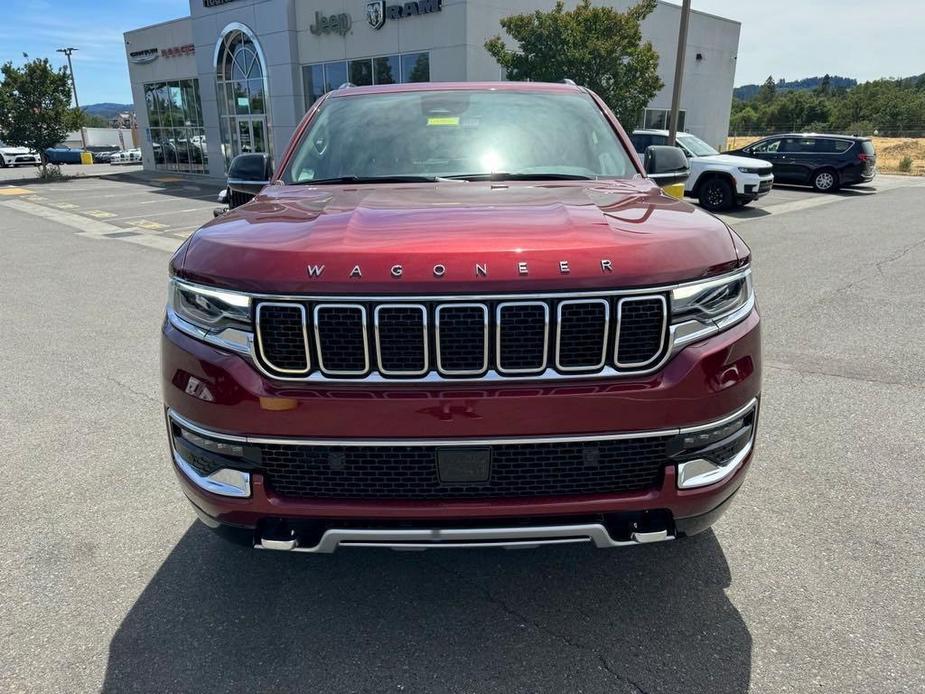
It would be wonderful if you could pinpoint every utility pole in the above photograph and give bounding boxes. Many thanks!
[667,0,691,146]
[57,47,87,149]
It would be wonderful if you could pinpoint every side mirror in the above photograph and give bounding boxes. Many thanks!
[226,153,273,208]
[644,145,690,187]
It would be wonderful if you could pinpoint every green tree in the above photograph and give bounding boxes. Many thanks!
[755,75,776,105]
[0,57,81,172]
[484,0,663,126]
[82,113,109,128]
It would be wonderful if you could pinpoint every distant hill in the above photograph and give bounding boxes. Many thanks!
[734,76,857,101]
[82,103,133,119]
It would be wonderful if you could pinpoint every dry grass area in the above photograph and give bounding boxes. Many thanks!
[724,135,925,175]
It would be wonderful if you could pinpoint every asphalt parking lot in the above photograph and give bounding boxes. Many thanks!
[1,174,923,693]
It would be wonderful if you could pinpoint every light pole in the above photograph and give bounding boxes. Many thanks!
[667,0,691,146]
[57,47,87,149]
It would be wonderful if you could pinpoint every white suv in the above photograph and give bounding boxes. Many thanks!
[631,129,774,211]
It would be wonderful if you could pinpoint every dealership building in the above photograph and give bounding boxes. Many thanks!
[124,0,740,177]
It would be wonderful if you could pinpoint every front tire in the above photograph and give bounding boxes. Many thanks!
[812,168,839,192]
[698,178,734,211]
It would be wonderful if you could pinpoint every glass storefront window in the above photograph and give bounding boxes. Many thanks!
[401,53,430,82]
[302,52,431,110]
[323,61,347,92]
[374,55,399,85]
[349,59,373,87]
[143,78,208,174]
[641,108,686,132]
[303,64,324,110]
[216,27,270,170]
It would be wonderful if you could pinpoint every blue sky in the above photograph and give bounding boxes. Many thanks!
[1,0,188,105]
[2,0,923,105]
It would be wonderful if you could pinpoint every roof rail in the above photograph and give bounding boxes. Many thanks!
[337,82,357,90]
[559,78,577,86]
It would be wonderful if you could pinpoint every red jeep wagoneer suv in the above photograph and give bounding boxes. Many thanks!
[162,82,760,553]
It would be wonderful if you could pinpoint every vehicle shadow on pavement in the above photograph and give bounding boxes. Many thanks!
[102,523,751,694]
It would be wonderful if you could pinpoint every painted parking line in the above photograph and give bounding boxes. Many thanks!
[0,198,183,253]
[119,206,216,221]
[134,219,169,230]
[84,210,119,219]
[0,187,33,196]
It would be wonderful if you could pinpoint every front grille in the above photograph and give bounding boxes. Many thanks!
[497,302,548,373]
[375,305,427,374]
[254,292,669,381]
[436,304,488,374]
[557,300,608,370]
[616,297,666,366]
[255,304,308,373]
[257,435,672,500]
[314,305,368,374]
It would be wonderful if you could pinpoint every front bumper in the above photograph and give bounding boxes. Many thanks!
[738,174,774,200]
[163,309,761,550]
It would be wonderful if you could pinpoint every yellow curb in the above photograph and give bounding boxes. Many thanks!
[0,187,33,196]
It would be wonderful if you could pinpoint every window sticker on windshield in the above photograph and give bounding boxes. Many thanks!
[426,116,459,126]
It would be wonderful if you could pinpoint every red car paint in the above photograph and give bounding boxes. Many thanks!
[163,82,761,550]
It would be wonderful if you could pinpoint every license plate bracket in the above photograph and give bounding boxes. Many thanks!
[437,448,491,484]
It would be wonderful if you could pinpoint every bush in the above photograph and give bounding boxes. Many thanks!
[898,156,913,173]
[34,163,68,182]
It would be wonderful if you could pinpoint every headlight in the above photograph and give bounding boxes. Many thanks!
[670,268,754,347]
[167,278,253,354]
[737,167,765,174]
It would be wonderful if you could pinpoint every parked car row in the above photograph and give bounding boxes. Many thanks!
[0,145,42,167]
[630,130,877,211]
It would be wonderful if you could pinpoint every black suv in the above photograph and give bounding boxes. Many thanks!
[725,134,876,192]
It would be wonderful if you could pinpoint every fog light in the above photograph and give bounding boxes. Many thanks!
[206,468,252,497]
[678,458,732,489]
[181,428,244,458]
[672,401,757,489]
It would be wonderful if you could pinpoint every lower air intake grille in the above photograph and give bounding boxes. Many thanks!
[258,436,672,500]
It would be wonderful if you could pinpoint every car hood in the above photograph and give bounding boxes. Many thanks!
[179,180,743,294]
[695,153,772,170]
[0,146,35,155]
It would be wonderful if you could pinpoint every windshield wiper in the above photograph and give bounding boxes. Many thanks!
[442,172,595,182]
[295,175,441,185]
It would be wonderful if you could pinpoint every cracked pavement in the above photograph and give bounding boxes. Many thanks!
[0,179,923,693]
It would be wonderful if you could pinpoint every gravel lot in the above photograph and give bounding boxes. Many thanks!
[0,175,923,693]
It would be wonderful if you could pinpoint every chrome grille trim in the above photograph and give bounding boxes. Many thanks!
[434,303,489,376]
[373,303,428,376]
[614,295,668,369]
[237,266,754,383]
[555,298,610,372]
[495,301,550,375]
[254,302,310,375]
[313,303,369,376]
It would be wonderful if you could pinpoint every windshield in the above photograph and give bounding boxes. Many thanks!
[282,90,637,183]
[677,133,719,157]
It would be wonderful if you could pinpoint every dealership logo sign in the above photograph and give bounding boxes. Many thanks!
[366,0,385,29]
[367,0,442,29]
[128,48,159,64]
[160,44,195,59]
[310,11,352,35]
